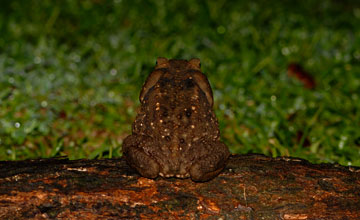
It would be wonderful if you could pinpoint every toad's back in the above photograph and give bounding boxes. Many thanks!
[123,58,230,181]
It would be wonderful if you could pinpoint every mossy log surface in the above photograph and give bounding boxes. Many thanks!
[0,154,359,219]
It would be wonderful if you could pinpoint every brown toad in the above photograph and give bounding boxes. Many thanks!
[122,58,230,182]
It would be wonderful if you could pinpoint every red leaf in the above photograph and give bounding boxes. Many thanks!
[287,63,316,89]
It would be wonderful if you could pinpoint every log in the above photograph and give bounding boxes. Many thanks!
[0,154,359,219]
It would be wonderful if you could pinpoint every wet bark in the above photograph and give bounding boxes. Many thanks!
[0,154,359,219]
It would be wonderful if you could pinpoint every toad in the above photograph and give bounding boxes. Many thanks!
[122,58,230,182]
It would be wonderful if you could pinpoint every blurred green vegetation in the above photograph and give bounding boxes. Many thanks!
[0,0,360,165]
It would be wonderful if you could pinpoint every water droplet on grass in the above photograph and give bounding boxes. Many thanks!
[41,101,48,107]
[270,95,277,102]
[14,122,21,128]
[8,77,14,84]
[34,56,42,64]
[281,47,290,55]
[338,135,348,150]
[110,69,117,76]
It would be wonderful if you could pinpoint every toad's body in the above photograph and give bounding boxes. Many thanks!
[123,58,230,182]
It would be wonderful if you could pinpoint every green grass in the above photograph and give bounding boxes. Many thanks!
[1,0,360,166]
